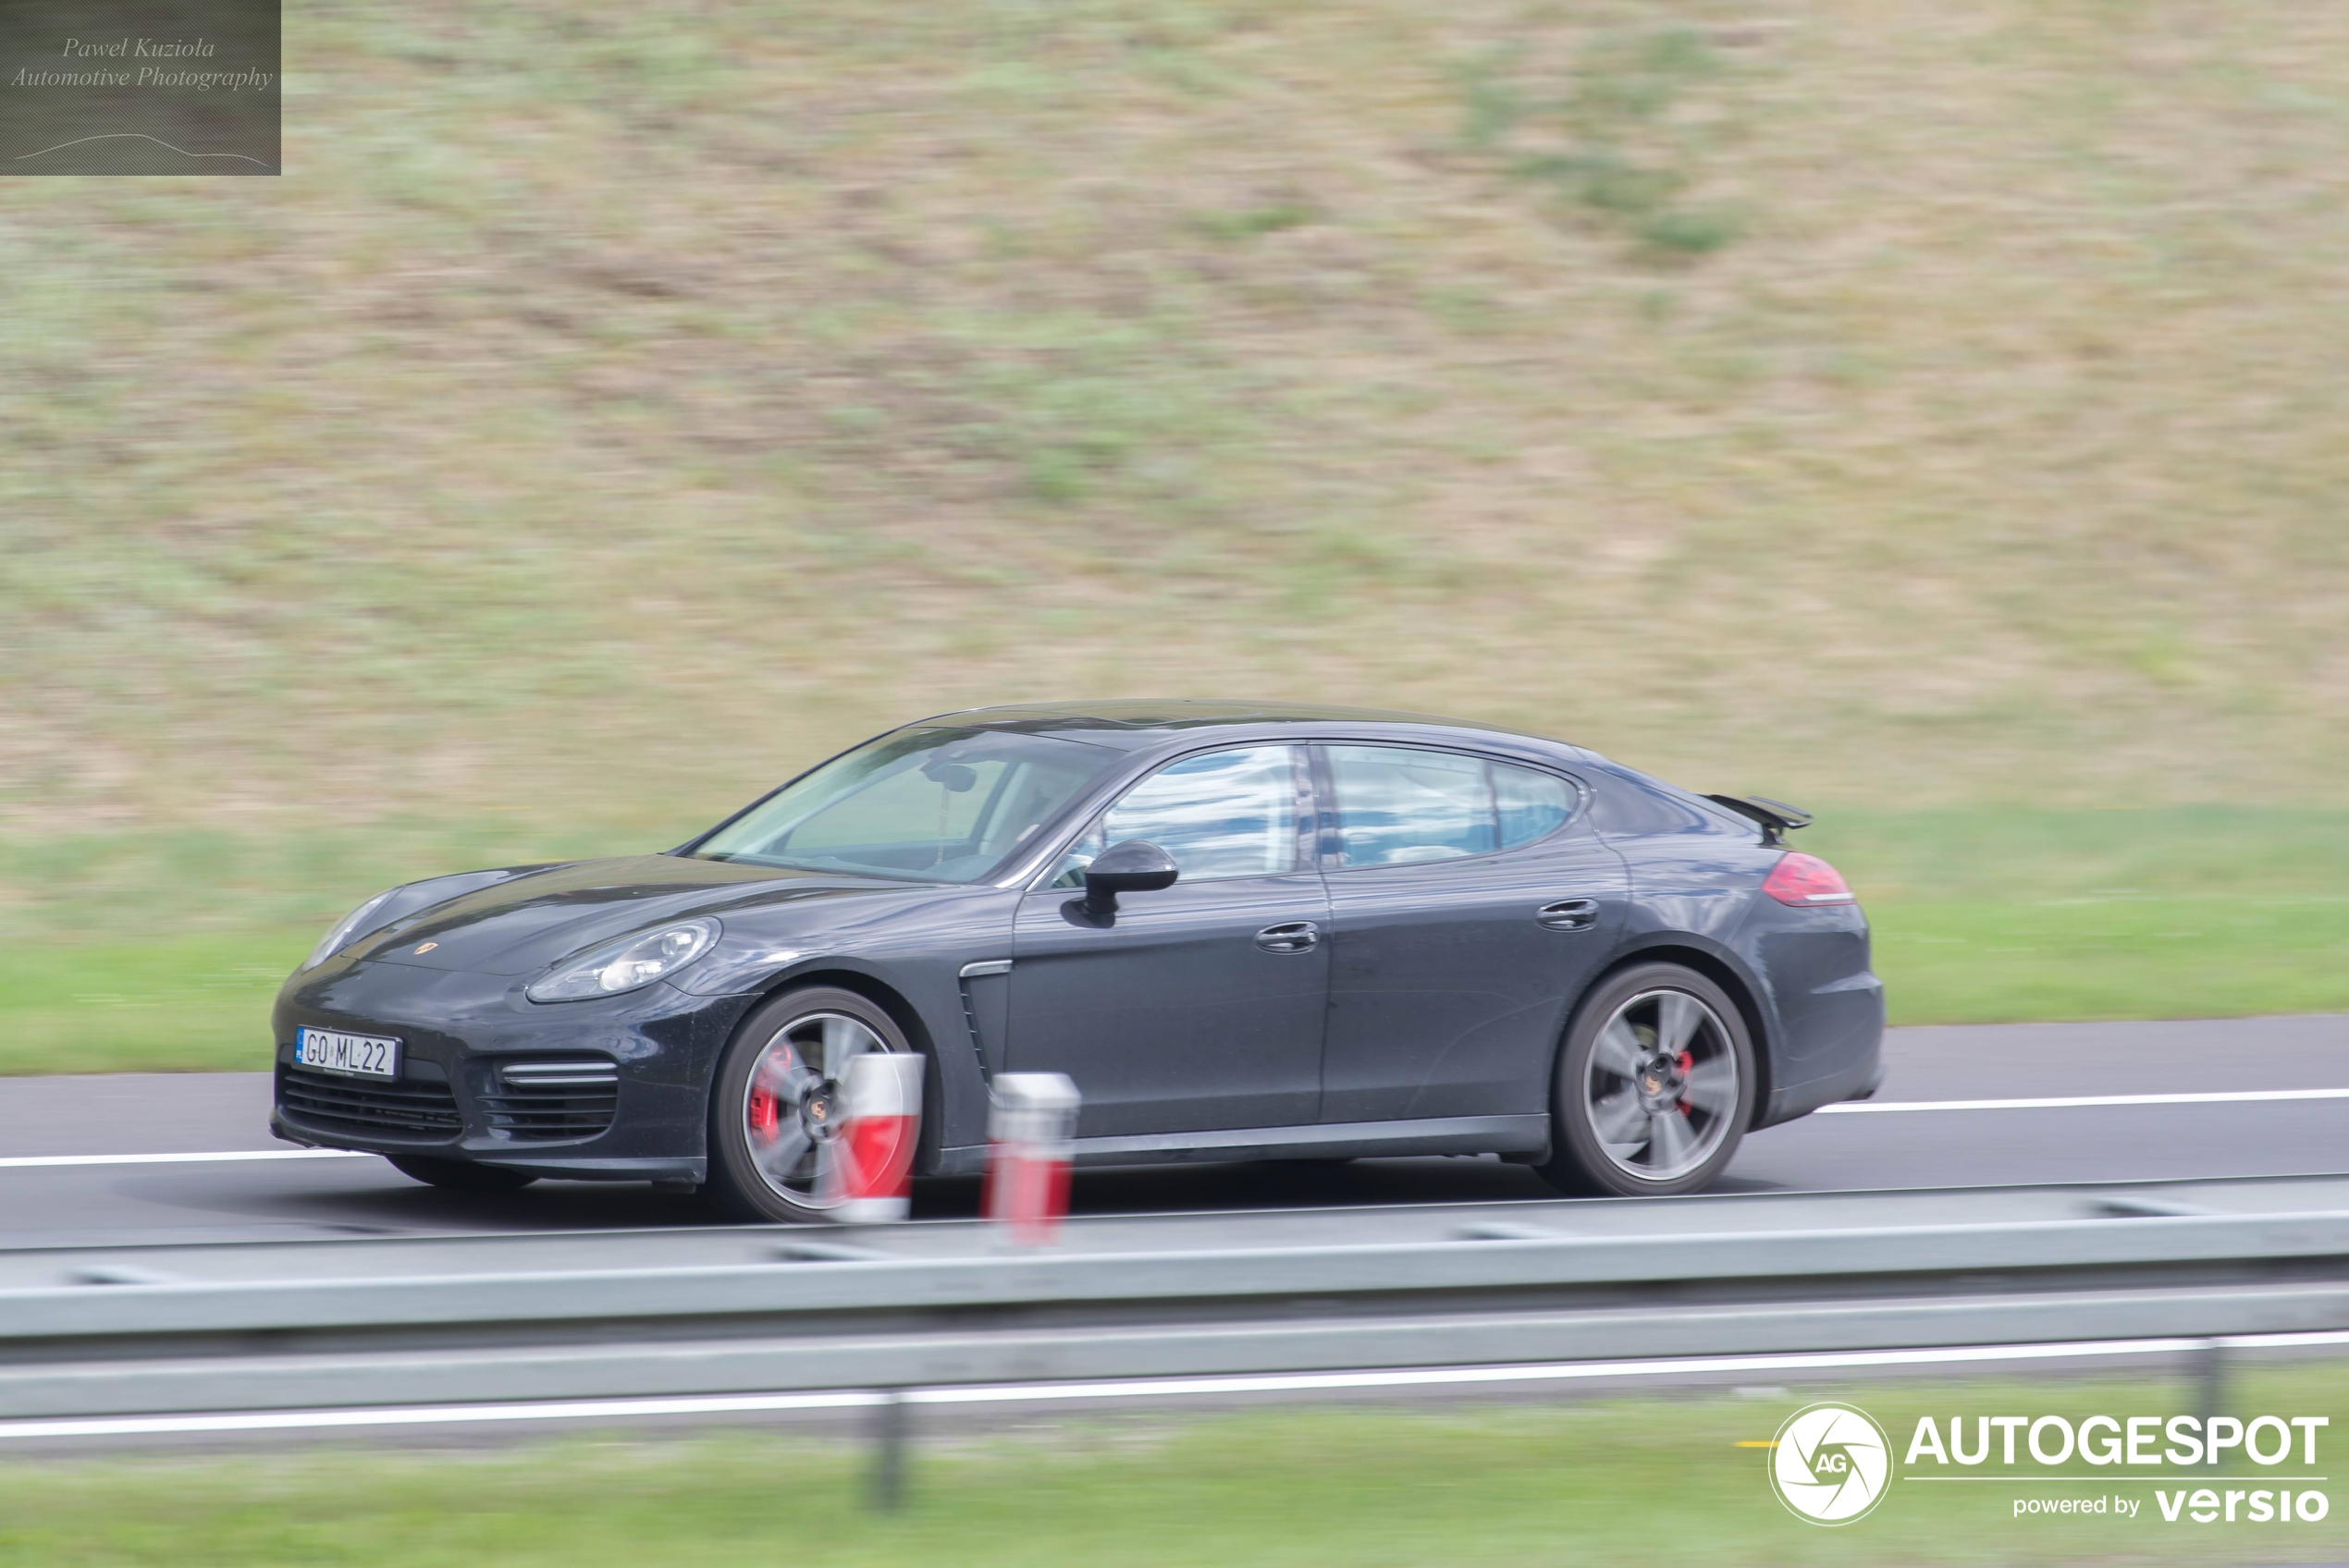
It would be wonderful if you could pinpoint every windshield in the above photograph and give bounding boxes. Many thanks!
[690,728,1118,883]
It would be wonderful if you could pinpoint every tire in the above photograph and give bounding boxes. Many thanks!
[1534,962,1756,1197]
[704,986,918,1224]
[386,1154,537,1192]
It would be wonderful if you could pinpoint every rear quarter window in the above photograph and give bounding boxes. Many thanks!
[1494,765,1572,848]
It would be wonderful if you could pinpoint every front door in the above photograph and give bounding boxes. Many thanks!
[1313,743,1630,1124]
[1007,744,1328,1137]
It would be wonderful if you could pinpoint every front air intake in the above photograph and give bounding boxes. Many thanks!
[480,1059,620,1142]
[278,1063,462,1141]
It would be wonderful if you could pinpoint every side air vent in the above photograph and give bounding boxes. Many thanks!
[480,1059,619,1143]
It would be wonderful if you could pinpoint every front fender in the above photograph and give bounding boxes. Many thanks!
[690,952,997,1175]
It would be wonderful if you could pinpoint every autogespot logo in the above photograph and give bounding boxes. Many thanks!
[1769,1402,1894,1525]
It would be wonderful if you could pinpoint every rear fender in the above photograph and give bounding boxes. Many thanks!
[1590,932,1781,1128]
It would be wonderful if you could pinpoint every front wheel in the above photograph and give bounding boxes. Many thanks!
[1534,963,1756,1197]
[704,986,919,1224]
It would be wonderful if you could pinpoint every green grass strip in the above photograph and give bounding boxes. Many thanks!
[1,1364,2344,1565]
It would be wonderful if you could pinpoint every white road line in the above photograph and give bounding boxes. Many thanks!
[0,1149,373,1170]
[6,1330,2347,1442]
[1819,1088,2349,1115]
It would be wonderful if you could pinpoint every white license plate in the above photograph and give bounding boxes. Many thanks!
[295,1027,401,1080]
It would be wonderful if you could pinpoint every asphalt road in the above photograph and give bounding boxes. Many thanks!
[4,1015,2344,1247]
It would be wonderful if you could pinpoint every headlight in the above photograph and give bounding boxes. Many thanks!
[302,889,400,971]
[526,919,719,1003]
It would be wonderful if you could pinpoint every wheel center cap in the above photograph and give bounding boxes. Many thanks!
[1638,1056,1684,1109]
[801,1084,841,1138]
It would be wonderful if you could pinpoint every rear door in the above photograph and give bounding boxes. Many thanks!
[1006,744,1330,1137]
[1313,743,1630,1124]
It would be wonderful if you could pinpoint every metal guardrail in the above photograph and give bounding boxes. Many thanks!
[5,1175,2349,1423]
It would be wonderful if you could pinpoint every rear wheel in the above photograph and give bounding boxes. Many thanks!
[1535,962,1755,1197]
[387,1155,537,1192]
[705,986,918,1224]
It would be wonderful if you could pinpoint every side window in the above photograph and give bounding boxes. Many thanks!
[1326,745,1573,866]
[1051,745,1301,886]
[1327,746,1493,864]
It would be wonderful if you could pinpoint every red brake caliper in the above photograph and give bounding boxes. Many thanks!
[748,1045,793,1137]
[1676,1051,1695,1116]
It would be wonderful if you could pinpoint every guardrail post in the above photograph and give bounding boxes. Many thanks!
[869,1389,909,1512]
[2192,1338,2229,1470]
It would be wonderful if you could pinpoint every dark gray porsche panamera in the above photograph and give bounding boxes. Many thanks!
[271,702,1884,1219]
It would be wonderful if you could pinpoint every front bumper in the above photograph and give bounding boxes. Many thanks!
[269,958,759,1182]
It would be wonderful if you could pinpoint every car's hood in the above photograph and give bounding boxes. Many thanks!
[336,854,938,978]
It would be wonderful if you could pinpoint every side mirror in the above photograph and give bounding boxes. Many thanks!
[1080,839,1179,922]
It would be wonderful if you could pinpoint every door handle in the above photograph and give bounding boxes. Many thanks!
[1254,921,1320,954]
[1535,899,1600,932]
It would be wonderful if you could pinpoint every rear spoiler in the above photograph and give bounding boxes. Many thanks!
[1703,794,1813,849]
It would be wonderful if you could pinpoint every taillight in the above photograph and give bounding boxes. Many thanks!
[1762,851,1855,906]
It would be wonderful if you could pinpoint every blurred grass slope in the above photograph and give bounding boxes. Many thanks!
[3,1364,2346,1565]
[5,1,2349,1068]
[6,0,2347,825]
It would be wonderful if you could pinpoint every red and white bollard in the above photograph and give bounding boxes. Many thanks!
[984,1072,1080,1245]
[832,1052,924,1224]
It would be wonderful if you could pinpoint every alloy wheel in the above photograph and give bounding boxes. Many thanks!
[1580,987,1740,1182]
[740,1011,897,1209]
